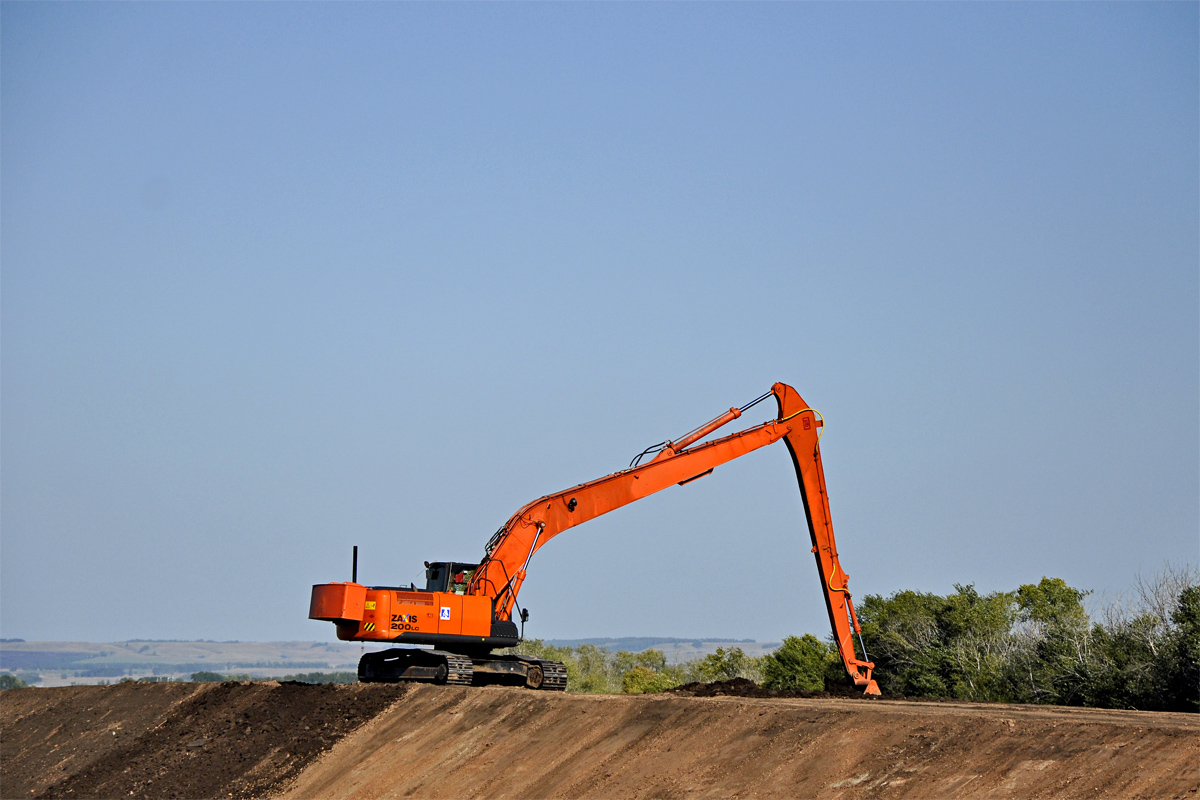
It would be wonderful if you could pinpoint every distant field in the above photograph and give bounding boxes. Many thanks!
[0,638,779,686]
[0,640,388,686]
[546,637,781,663]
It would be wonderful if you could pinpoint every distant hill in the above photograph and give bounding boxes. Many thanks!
[548,637,755,650]
[0,640,390,686]
[0,638,784,683]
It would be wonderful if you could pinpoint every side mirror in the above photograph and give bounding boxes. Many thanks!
[520,609,530,623]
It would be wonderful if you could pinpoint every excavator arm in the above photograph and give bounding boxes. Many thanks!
[468,382,880,695]
[772,383,879,694]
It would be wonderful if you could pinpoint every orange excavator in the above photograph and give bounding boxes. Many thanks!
[309,382,880,695]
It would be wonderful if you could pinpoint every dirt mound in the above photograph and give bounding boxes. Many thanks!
[671,678,997,703]
[283,685,1199,800]
[4,683,1197,799]
[1,682,202,798]
[1,681,406,799]
[671,677,865,699]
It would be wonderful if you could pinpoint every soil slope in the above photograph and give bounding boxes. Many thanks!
[2,683,1196,800]
[0,682,406,799]
[281,685,1198,800]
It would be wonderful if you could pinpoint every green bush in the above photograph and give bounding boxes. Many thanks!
[855,568,1199,711]
[0,674,28,690]
[1081,569,1199,712]
[621,665,680,694]
[696,647,761,682]
[573,643,616,692]
[278,671,358,684]
[189,671,251,682]
[1169,585,1200,711]
[857,584,1019,700]
[1006,578,1094,705]
[760,635,833,691]
[190,671,225,682]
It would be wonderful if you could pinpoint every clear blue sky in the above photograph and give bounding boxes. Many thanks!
[2,3,1196,643]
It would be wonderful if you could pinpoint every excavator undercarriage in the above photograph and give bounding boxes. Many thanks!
[358,648,568,690]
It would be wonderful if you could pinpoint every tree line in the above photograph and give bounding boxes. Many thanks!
[4,566,1192,710]
[509,564,1198,711]
[856,566,1198,711]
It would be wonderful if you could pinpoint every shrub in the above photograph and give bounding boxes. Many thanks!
[621,665,680,694]
[573,644,617,692]
[0,674,28,690]
[1086,566,1200,711]
[858,584,1022,701]
[189,671,252,682]
[278,671,358,684]
[760,635,832,691]
[854,567,1199,711]
[1006,577,1094,705]
[696,647,761,682]
[1170,585,1200,712]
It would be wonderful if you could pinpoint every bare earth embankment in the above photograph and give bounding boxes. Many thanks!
[3,683,1196,800]
[0,681,406,799]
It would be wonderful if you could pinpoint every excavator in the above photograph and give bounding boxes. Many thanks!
[309,382,880,695]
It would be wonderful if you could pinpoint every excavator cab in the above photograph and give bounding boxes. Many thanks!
[424,561,479,595]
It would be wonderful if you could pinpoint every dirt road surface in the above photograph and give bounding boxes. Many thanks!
[2,682,1196,799]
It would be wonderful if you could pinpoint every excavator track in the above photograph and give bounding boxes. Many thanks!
[389,652,570,691]
[505,655,567,691]
[358,648,474,685]
[529,658,568,691]
[357,648,566,689]
[441,652,474,686]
